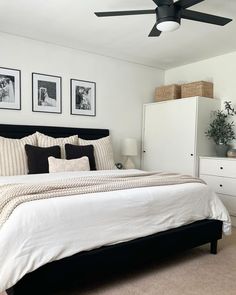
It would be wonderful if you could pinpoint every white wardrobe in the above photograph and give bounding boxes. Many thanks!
[141,97,220,176]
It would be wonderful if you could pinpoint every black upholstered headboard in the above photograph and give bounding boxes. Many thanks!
[0,124,109,140]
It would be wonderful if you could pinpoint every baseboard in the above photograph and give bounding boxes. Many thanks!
[230,215,236,227]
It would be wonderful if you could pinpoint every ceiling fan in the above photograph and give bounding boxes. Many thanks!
[95,0,232,37]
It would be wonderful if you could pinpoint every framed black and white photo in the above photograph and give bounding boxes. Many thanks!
[71,79,96,116]
[0,67,21,110]
[32,73,62,114]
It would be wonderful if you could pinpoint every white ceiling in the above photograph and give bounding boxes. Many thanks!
[0,0,235,69]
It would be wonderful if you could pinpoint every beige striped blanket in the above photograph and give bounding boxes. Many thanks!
[0,172,205,228]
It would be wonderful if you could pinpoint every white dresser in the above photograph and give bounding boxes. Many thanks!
[199,156,236,226]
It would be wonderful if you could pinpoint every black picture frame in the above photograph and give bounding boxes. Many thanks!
[0,66,21,111]
[32,72,62,114]
[70,79,96,117]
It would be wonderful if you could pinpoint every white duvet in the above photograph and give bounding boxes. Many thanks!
[0,169,231,292]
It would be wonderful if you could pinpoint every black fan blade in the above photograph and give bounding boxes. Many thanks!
[182,9,232,26]
[149,24,162,37]
[152,0,173,5]
[95,10,155,17]
[175,0,204,9]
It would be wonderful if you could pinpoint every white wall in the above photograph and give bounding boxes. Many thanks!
[0,32,164,167]
[165,51,236,147]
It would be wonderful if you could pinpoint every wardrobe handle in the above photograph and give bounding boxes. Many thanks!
[190,154,194,156]
[220,167,223,170]
[143,151,146,153]
[220,184,223,188]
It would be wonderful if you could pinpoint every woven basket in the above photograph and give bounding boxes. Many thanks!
[181,81,213,98]
[155,84,181,102]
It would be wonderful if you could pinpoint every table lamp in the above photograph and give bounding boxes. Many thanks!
[122,138,138,169]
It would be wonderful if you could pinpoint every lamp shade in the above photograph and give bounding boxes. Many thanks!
[122,138,138,156]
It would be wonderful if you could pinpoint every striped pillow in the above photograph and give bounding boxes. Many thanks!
[36,132,78,159]
[0,133,37,176]
[79,136,116,170]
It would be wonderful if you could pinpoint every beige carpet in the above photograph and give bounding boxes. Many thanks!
[58,228,236,295]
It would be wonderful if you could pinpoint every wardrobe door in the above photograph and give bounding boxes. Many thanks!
[142,99,197,176]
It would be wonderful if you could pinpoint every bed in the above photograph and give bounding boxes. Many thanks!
[0,124,230,295]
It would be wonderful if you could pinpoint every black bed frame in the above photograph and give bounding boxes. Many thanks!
[0,124,223,295]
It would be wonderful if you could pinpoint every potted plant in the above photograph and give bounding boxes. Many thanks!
[206,101,236,157]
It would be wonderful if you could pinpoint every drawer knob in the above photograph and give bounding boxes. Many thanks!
[220,167,223,170]
[220,184,223,188]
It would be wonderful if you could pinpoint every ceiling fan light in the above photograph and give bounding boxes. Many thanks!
[156,21,180,32]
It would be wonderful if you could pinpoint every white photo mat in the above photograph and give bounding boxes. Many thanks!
[32,73,62,113]
[0,67,21,110]
[71,79,96,116]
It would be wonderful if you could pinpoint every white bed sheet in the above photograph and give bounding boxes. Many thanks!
[0,169,231,292]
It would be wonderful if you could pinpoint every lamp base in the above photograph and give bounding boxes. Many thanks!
[124,157,135,169]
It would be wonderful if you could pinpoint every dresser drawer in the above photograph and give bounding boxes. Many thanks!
[200,158,236,178]
[218,194,236,216]
[200,174,236,197]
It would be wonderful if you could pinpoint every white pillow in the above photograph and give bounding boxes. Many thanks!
[79,136,116,170]
[0,133,37,176]
[48,156,90,173]
[36,132,78,159]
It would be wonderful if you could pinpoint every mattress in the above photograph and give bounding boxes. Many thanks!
[0,169,231,292]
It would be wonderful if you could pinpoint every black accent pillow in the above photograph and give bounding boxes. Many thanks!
[25,144,61,174]
[65,144,96,170]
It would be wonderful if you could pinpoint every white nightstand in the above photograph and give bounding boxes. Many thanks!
[199,156,236,226]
